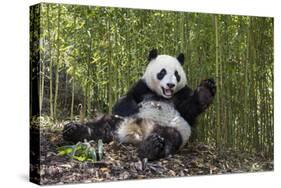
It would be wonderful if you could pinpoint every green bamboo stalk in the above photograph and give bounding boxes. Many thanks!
[214,15,221,148]
[47,4,53,119]
[54,5,61,120]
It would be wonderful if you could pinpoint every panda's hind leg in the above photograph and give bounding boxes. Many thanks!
[63,122,92,143]
[63,115,121,143]
[137,125,182,160]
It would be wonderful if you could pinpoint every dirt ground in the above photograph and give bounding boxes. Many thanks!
[30,128,273,185]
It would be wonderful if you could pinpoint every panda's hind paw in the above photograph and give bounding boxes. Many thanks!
[137,134,165,160]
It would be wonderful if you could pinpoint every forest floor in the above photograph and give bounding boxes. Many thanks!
[31,125,273,185]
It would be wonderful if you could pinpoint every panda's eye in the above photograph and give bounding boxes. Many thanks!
[175,70,181,82]
[157,68,167,80]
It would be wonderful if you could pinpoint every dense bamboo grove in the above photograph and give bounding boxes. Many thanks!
[30,3,273,157]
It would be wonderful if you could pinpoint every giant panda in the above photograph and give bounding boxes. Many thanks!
[63,49,216,160]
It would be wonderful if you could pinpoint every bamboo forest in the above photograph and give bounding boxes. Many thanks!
[30,3,273,184]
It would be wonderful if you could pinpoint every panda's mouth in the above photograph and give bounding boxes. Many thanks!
[161,87,174,98]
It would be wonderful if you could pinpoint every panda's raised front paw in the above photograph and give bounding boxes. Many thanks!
[197,78,216,109]
[200,78,216,96]
[137,133,165,160]
[63,122,91,143]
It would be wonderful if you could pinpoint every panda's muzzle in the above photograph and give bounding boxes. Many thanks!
[161,86,174,97]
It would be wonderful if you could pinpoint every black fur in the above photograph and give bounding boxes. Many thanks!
[112,96,139,117]
[177,53,185,65]
[63,115,121,143]
[112,79,154,117]
[157,68,167,80]
[172,78,216,126]
[148,49,158,61]
[138,125,182,160]
[175,70,181,82]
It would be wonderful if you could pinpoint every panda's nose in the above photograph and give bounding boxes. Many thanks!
[167,83,175,89]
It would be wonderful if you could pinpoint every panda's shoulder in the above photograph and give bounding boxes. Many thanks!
[129,79,153,99]
[173,85,193,101]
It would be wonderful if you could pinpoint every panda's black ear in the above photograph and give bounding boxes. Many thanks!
[148,49,158,61]
[177,53,185,65]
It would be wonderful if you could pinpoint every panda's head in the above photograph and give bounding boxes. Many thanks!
[142,49,187,99]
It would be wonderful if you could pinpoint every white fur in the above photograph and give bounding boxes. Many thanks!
[117,118,155,144]
[142,55,187,98]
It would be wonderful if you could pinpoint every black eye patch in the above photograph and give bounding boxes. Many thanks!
[157,68,167,80]
[175,70,181,82]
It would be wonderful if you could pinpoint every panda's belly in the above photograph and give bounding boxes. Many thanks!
[137,101,179,125]
[137,100,191,146]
